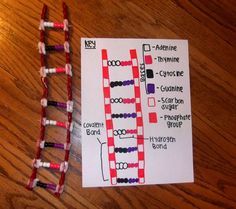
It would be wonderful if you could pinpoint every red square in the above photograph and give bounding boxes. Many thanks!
[107,137,114,146]
[137,138,144,145]
[132,66,139,78]
[103,87,110,98]
[106,120,113,129]
[136,103,141,111]
[138,169,144,178]
[130,49,137,59]
[102,49,108,59]
[105,104,111,113]
[134,86,140,98]
[149,112,157,123]
[136,117,143,126]
[110,169,117,177]
[145,55,153,65]
[138,152,144,160]
[103,67,109,78]
[109,153,115,161]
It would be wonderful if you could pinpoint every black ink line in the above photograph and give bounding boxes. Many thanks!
[97,138,109,182]
[119,135,135,139]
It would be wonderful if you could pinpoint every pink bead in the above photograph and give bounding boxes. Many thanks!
[54,22,64,29]
[56,121,66,128]
[50,163,60,169]
[56,67,66,73]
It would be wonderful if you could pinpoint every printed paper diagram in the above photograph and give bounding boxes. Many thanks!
[81,38,193,187]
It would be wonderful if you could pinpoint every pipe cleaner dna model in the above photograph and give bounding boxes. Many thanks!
[26,3,73,196]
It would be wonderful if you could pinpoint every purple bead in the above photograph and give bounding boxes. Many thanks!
[131,113,137,118]
[57,102,67,109]
[46,183,57,190]
[54,143,64,149]
[55,45,64,51]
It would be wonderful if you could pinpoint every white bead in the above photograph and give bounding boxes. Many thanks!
[38,42,46,54]
[55,185,64,194]
[39,140,45,149]
[63,19,69,31]
[42,117,47,126]
[48,68,56,73]
[41,98,47,107]
[60,161,68,172]
[32,178,39,188]
[39,19,45,30]
[33,159,41,168]
[49,120,56,125]
[44,21,54,28]
[40,67,46,77]
[64,41,70,53]
[42,162,50,168]
[66,101,73,112]
[64,143,71,150]
[65,64,72,76]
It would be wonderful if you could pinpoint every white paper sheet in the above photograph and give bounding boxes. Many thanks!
[81,38,193,187]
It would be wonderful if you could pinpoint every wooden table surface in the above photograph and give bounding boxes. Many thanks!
[0,0,235,208]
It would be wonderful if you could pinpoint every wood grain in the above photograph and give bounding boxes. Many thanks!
[0,0,235,208]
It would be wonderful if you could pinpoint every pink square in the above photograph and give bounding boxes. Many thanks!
[145,55,153,65]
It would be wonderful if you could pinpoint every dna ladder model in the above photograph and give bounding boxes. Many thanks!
[102,49,145,185]
[26,3,73,196]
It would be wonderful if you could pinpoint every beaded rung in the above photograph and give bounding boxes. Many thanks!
[38,41,70,54]
[42,118,73,132]
[39,141,71,150]
[39,19,69,31]
[40,64,72,77]
[32,159,68,172]
[27,179,64,194]
[41,99,73,112]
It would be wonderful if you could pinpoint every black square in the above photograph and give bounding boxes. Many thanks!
[146,69,154,78]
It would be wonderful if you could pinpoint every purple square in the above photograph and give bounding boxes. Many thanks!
[147,83,155,94]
